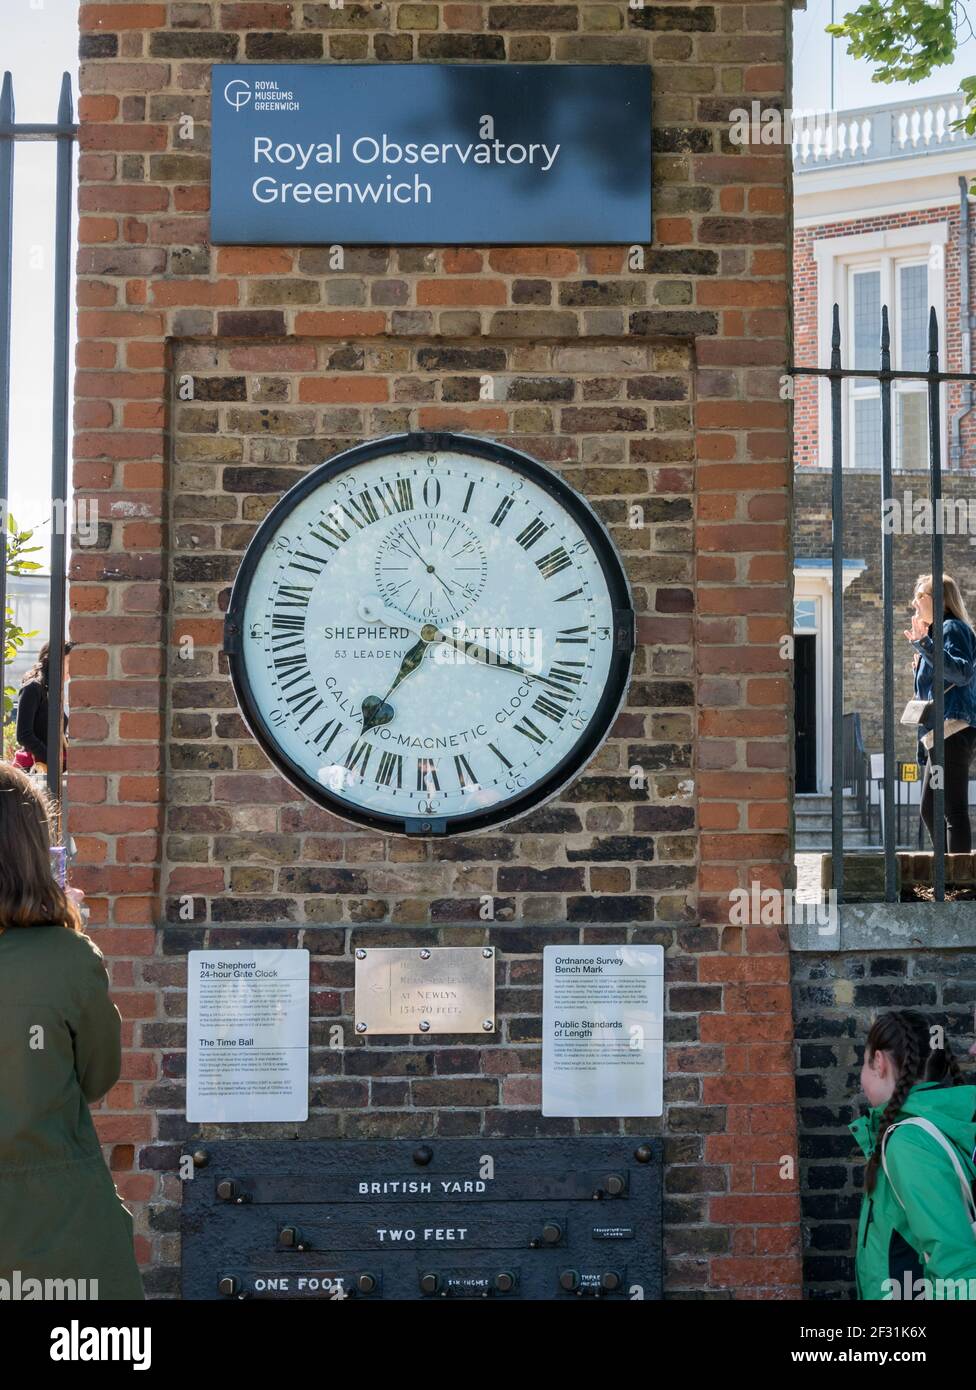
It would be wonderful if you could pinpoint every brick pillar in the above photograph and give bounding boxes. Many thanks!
[72,0,801,1297]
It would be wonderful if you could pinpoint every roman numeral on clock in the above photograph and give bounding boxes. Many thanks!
[515,517,549,550]
[513,715,548,746]
[536,546,572,579]
[348,489,380,526]
[311,719,343,754]
[532,691,571,723]
[376,751,403,789]
[272,649,313,696]
[283,667,321,711]
[375,477,414,515]
[275,584,312,608]
[294,697,324,727]
[273,652,307,674]
[289,549,330,576]
[336,502,368,531]
[343,740,372,778]
[556,625,589,645]
[310,515,350,551]
[271,595,309,652]
[539,661,586,698]
[271,612,306,633]
[490,496,514,526]
[488,742,512,769]
[453,754,478,789]
[417,757,440,793]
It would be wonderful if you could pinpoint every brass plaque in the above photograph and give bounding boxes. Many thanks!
[354,947,495,1036]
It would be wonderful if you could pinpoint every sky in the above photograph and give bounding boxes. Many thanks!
[793,0,976,111]
[3,1,976,567]
[3,0,79,569]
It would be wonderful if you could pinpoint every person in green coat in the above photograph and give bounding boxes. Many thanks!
[0,762,143,1300]
[851,1010,976,1300]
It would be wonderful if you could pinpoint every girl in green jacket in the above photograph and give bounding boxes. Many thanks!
[852,1010,976,1300]
[0,762,144,1300]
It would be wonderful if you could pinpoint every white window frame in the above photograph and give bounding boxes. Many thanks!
[813,223,947,471]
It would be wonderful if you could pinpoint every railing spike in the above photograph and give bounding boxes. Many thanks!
[831,302,841,366]
[928,304,940,366]
[56,72,73,126]
[880,303,891,358]
[0,72,13,124]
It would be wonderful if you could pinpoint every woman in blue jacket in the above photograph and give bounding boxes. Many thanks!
[904,574,976,852]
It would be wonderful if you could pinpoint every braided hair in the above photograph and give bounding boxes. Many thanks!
[864,1010,966,1194]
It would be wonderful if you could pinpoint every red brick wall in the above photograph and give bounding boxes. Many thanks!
[794,201,968,469]
[72,0,799,1298]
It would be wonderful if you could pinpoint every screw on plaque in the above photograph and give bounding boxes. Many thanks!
[192,1149,209,1168]
[482,948,493,958]
[420,949,431,960]
[356,1022,367,1033]
[413,1145,433,1166]
[634,1143,653,1164]
[356,949,367,959]
[419,1019,431,1032]
[482,1019,494,1031]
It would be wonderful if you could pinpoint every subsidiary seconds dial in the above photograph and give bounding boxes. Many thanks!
[225,432,635,836]
[374,514,487,624]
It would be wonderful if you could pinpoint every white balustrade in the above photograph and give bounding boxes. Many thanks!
[792,95,973,170]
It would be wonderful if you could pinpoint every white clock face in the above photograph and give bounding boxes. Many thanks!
[229,436,633,834]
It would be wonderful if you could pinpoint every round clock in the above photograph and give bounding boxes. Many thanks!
[225,432,635,836]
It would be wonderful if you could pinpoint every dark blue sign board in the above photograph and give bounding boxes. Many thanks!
[210,65,651,246]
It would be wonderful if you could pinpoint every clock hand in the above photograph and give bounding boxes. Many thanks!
[360,634,431,733]
[395,535,458,597]
[399,534,427,565]
[440,632,535,678]
[360,596,429,636]
[359,597,546,683]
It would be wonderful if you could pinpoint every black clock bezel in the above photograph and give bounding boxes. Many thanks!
[224,431,635,837]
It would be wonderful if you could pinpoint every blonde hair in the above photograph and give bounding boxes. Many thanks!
[914,573,973,627]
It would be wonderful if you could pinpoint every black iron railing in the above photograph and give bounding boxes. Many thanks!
[791,304,976,904]
[0,72,76,807]
[842,712,870,832]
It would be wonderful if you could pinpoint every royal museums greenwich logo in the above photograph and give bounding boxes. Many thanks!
[224,77,300,113]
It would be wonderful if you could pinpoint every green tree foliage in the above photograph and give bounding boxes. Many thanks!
[828,1,976,133]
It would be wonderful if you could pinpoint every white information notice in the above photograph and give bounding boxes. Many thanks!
[187,950,309,1123]
[542,945,663,1118]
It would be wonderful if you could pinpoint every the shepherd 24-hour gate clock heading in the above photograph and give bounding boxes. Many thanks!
[225,433,634,836]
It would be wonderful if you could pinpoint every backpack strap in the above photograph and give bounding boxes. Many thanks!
[881,1117,976,1236]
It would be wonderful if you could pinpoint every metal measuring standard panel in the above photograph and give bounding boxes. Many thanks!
[354,945,496,1036]
[181,1138,663,1301]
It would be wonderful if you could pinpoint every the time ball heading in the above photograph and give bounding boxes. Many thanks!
[210,64,652,246]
